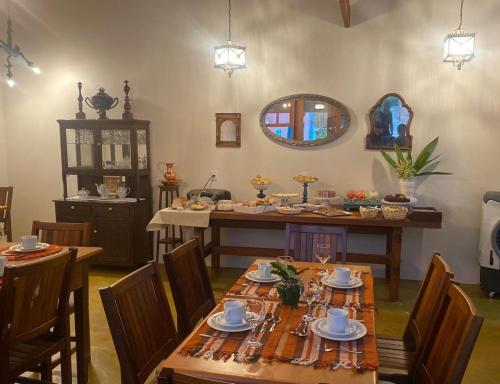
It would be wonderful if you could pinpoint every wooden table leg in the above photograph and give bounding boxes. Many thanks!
[211,224,221,272]
[385,228,392,282]
[388,227,402,301]
[74,262,90,384]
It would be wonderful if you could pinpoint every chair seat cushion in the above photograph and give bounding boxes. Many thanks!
[9,335,63,377]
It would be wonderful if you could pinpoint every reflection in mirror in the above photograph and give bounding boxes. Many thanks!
[366,93,413,150]
[220,120,237,142]
[260,94,350,148]
[216,113,241,147]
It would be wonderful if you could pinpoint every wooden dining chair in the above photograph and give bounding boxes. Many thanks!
[31,221,91,246]
[0,186,13,242]
[99,262,180,384]
[378,252,454,379]
[411,283,483,384]
[163,237,216,340]
[0,248,76,384]
[284,223,348,263]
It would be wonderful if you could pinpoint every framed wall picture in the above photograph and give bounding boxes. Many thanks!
[216,113,241,147]
[103,175,122,193]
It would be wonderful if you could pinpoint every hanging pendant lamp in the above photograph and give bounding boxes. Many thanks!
[214,0,246,78]
[443,0,476,70]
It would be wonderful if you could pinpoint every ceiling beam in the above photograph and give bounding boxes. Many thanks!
[339,0,350,28]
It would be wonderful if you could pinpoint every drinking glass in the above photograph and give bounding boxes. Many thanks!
[300,279,323,321]
[315,243,331,277]
[277,255,294,266]
[245,299,266,348]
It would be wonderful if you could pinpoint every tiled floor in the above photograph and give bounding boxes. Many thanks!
[49,267,500,383]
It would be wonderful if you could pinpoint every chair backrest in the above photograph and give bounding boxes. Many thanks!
[163,238,216,340]
[99,262,179,384]
[403,252,454,349]
[0,186,13,241]
[412,283,483,384]
[284,223,348,263]
[32,221,91,246]
[0,249,76,347]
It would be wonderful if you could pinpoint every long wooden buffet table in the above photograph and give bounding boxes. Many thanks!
[194,210,442,301]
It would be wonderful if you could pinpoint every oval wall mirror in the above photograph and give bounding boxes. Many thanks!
[366,93,413,150]
[259,94,350,148]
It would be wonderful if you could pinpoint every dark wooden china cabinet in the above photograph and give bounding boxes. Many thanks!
[54,119,153,267]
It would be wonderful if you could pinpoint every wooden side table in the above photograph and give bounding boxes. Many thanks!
[155,185,183,261]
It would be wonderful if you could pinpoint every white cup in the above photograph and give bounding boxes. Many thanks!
[258,262,272,279]
[0,255,5,277]
[223,300,245,324]
[327,308,349,334]
[334,267,351,284]
[20,235,38,250]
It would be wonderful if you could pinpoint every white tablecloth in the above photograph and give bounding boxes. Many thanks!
[146,208,212,231]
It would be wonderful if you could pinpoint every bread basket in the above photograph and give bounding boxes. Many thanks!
[359,206,380,219]
[382,205,408,220]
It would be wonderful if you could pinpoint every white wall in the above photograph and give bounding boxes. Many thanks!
[2,0,500,283]
[0,85,8,184]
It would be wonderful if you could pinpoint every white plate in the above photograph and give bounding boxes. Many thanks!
[293,203,323,212]
[8,243,49,253]
[321,276,363,289]
[276,207,303,215]
[245,270,281,283]
[311,318,367,341]
[207,311,253,332]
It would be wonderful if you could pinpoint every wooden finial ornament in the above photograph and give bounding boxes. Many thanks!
[122,80,133,120]
[76,82,86,119]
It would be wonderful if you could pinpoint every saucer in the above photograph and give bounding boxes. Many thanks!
[311,318,367,341]
[318,319,356,336]
[207,312,253,332]
[8,243,49,253]
[245,270,281,283]
[321,276,363,289]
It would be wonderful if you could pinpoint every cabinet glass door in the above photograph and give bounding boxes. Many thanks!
[101,129,131,169]
[66,128,95,168]
[137,129,148,169]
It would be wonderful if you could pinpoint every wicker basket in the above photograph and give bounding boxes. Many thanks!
[382,205,408,220]
[359,206,380,219]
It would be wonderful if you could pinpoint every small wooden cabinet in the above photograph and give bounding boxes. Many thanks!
[54,119,153,267]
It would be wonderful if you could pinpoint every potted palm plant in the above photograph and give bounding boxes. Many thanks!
[270,261,301,307]
[381,137,451,197]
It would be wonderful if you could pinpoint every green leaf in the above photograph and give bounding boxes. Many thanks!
[406,149,412,163]
[416,171,453,176]
[394,143,405,164]
[413,137,439,172]
[381,151,398,169]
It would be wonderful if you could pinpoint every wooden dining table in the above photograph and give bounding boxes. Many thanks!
[158,260,378,384]
[0,243,102,384]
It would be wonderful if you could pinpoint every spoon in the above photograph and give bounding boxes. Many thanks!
[269,315,282,332]
[260,312,274,334]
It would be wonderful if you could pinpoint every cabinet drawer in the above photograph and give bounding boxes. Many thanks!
[58,204,91,217]
[94,205,130,218]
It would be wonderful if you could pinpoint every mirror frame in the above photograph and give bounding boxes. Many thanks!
[366,93,414,151]
[259,94,350,148]
[216,113,241,147]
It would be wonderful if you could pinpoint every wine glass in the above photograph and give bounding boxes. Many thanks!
[315,243,331,277]
[277,255,294,266]
[300,279,323,322]
[245,299,266,348]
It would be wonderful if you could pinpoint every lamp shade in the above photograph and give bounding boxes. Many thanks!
[443,29,476,70]
[214,40,246,77]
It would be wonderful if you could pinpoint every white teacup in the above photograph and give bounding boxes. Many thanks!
[20,235,38,250]
[223,300,245,324]
[327,308,349,334]
[0,255,5,277]
[258,262,273,279]
[334,267,351,284]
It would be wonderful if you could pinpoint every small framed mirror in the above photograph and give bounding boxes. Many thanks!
[366,93,413,150]
[216,113,241,147]
[260,94,350,148]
